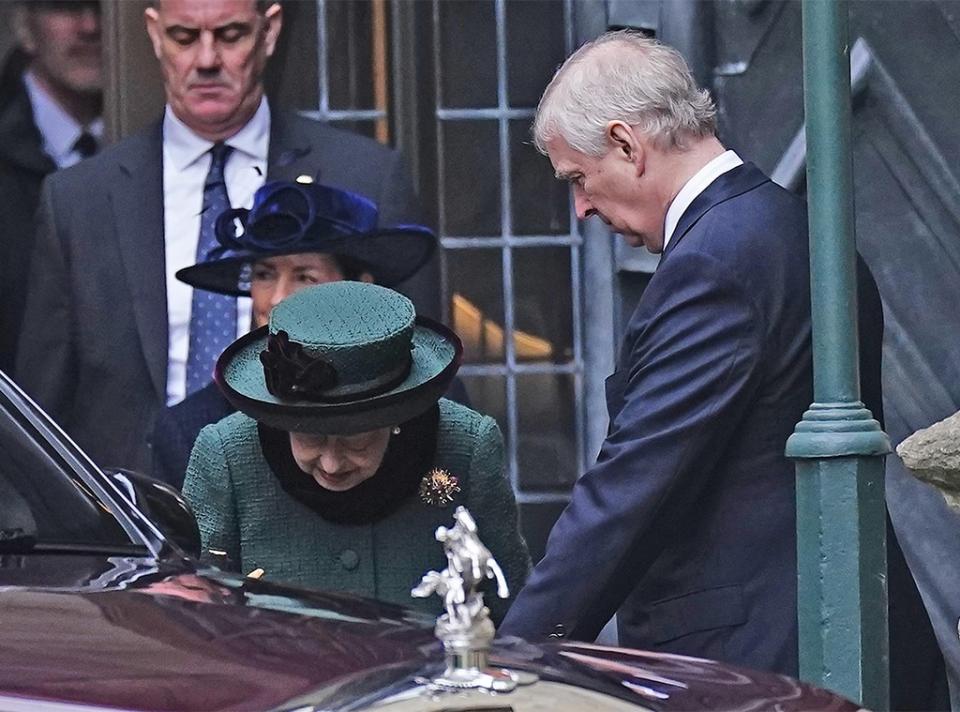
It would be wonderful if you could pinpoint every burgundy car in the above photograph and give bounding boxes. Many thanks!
[0,372,859,712]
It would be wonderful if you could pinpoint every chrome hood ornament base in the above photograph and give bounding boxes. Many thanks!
[412,506,537,692]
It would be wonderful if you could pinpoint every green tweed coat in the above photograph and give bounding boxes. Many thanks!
[182,398,530,622]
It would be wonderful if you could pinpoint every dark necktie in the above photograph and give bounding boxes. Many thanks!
[185,142,237,395]
[73,131,98,158]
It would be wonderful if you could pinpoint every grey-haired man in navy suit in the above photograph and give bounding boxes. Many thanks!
[500,30,945,708]
[15,0,429,474]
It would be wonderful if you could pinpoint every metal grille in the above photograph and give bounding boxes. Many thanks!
[432,0,583,506]
[311,0,586,514]
[307,0,390,142]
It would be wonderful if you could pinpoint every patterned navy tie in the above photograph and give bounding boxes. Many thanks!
[185,142,237,395]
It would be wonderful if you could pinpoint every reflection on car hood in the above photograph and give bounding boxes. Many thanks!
[276,638,861,712]
[0,555,860,712]
[0,555,437,711]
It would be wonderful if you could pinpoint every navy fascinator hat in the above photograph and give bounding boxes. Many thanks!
[176,181,436,296]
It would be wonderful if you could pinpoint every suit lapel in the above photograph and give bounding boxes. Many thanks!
[104,112,317,402]
[662,162,770,261]
[110,121,168,401]
[266,112,315,181]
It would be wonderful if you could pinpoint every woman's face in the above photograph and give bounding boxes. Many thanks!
[288,428,393,492]
[249,253,346,328]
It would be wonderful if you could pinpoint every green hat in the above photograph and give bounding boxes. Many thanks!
[215,282,462,434]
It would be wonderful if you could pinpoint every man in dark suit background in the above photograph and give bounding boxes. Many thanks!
[500,30,945,707]
[0,0,103,373]
[15,0,424,474]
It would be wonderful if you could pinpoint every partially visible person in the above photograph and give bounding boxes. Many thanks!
[150,179,468,489]
[182,281,530,620]
[0,0,102,372]
[15,0,429,474]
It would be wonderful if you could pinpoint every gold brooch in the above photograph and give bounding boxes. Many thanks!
[419,468,461,507]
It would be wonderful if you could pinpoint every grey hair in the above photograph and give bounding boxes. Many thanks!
[148,0,275,10]
[533,30,717,156]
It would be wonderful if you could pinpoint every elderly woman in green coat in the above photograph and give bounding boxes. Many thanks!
[182,281,530,622]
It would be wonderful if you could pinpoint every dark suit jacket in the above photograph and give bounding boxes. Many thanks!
[14,111,427,473]
[501,163,870,675]
[150,382,232,490]
[0,50,56,373]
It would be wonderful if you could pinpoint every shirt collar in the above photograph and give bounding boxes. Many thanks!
[23,70,103,167]
[663,150,744,249]
[163,96,271,171]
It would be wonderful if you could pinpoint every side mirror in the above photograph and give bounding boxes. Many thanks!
[108,469,202,559]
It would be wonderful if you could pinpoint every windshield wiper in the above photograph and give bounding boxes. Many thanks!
[0,528,37,553]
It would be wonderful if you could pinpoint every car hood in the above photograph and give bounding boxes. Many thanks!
[0,554,438,711]
[0,555,860,712]
[275,639,862,712]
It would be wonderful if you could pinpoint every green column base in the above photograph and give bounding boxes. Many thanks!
[786,401,891,458]
[795,455,889,710]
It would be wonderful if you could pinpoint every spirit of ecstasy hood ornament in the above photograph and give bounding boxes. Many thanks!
[412,506,536,692]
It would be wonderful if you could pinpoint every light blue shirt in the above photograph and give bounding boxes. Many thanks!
[22,71,103,169]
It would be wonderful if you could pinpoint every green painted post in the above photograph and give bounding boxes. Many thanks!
[785,0,892,708]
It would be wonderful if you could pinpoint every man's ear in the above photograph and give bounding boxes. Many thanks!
[12,6,36,55]
[144,6,164,61]
[262,3,283,58]
[607,121,645,175]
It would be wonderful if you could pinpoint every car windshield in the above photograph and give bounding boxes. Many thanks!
[0,397,135,551]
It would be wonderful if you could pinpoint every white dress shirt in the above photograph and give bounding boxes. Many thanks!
[162,99,267,405]
[23,71,104,169]
[662,150,744,250]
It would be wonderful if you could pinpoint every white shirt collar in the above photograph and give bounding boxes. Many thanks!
[162,96,271,171]
[663,150,744,249]
[23,70,103,168]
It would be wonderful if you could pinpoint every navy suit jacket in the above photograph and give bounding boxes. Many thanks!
[151,382,232,490]
[502,163,832,674]
[14,112,427,473]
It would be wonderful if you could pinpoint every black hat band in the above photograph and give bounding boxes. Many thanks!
[260,330,412,404]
